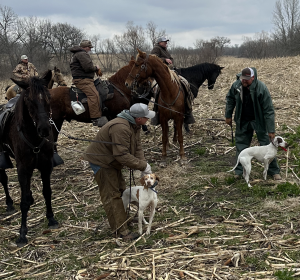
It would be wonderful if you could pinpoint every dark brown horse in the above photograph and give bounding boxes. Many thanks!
[1,71,58,246]
[125,49,186,166]
[49,57,152,148]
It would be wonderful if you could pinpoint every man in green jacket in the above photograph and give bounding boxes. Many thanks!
[225,67,281,180]
[84,103,155,241]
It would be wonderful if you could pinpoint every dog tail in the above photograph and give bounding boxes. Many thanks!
[227,158,240,173]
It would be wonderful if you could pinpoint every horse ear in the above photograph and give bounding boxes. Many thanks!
[40,70,53,87]
[11,78,28,90]
[137,48,145,57]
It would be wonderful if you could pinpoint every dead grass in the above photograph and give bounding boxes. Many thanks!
[1,56,300,279]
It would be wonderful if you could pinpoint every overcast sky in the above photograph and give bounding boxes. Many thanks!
[1,0,276,47]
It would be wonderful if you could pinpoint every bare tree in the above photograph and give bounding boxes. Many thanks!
[146,21,167,47]
[0,5,21,71]
[113,21,149,63]
[273,0,300,53]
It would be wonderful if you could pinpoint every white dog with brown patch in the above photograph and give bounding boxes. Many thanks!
[122,173,159,235]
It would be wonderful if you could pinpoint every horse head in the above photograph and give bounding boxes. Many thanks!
[52,67,67,87]
[12,76,52,138]
[125,49,151,90]
[207,65,224,90]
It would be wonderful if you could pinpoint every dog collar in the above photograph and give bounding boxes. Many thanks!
[279,146,287,152]
[150,181,158,193]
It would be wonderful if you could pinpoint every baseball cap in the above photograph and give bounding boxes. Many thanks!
[80,40,94,48]
[240,67,254,80]
[157,37,169,43]
[129,103,155,119]
[21,55,28,60]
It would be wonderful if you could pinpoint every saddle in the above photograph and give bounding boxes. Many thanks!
[69,78,114,108]
[0,95,19,142]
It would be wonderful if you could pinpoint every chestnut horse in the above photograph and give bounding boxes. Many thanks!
[5,66,67,100]
[1,72,58,246]
[48,57,152,149]
[125,49,186,166]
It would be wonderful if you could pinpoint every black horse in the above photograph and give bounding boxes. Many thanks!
[0,71,58,246]
[176,63,224,132]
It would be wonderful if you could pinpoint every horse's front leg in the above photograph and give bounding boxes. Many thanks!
[0,169,15,213]
[173,121,178,145]
[176,118,187,163]
[17,168,34,247]
[40,166,58,229]
[160,119,169,167]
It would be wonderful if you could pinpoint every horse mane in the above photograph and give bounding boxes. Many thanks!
[179,62,222,79]
[108,60,135,86]
[137,53,181,85]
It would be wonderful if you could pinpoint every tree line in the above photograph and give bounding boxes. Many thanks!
[0,0,299,79]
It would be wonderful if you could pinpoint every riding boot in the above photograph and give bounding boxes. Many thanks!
[92,116,108,127]
[52,151,64,167]
[184,111,195,124]
[0,151,14,169]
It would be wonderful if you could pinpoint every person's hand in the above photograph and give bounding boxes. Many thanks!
[141,163,152,177]
[268,133,275,141]
[165,59,172,64]
[225,118,232,126]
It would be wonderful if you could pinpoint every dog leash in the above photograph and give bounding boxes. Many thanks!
[149,180,158,193]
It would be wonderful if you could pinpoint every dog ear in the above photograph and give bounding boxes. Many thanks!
[277,137,282,144]
[140,177,146,186]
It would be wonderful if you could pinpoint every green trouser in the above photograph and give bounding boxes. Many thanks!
[234,120,280,176]
[94,167,129,236]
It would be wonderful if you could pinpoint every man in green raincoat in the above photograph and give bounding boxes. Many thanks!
[225,67,281,180]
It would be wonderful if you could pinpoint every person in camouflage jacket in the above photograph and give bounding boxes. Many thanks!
[12,55,38,81]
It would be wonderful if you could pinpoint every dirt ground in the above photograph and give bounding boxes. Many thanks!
[1,56,300,279]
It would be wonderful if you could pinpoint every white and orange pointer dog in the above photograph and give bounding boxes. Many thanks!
[122,173,159,235]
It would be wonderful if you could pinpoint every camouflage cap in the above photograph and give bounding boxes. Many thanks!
[80,40,93,48]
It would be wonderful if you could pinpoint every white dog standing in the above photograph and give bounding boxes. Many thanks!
[228,136,287,187]
[122,173,159,235]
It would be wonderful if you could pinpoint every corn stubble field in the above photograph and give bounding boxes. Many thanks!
[1,56,300,279]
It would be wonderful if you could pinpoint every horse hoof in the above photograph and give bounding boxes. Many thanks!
[48,218,59,229]
[16,237,28,247]
[160,161,167,167]
[6,207,16,215]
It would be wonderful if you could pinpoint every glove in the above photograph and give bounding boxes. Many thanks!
[141,163,152,177]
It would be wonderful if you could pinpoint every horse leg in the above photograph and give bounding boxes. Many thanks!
[0,169,15,213]
[16,168,34,247]
[176,118,187,164]
[41,167,58,229]
[173,121,178,145]
[51,120,64,167]
[160,119,168,167]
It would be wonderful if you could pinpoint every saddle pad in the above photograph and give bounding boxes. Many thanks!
[178,75,194,111]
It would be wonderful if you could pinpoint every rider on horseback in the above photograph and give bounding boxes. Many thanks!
[13,55,39,81]
[150,37,195,127]
[70,40,108,127]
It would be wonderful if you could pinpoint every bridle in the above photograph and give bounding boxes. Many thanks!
[128,54,149,90]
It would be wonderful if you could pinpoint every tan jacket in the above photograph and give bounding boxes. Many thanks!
[84,118,147,171]
[12,62,38,80]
